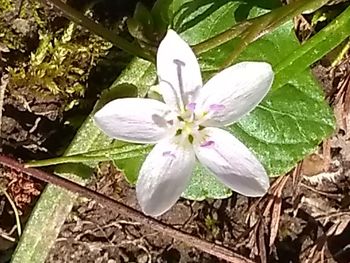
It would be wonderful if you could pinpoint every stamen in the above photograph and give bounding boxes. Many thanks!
[209,104,225,112]
[200,140,215,148]
[185,102,196,122]
[186,102,196,112]
[159,78,182,111]
[173,59,186,110]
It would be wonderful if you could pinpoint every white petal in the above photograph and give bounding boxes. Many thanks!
[157,29,203,111]
[194,127,269,197]
[196,62,274,126]
[136,139,195,216]
[94,98,176,143]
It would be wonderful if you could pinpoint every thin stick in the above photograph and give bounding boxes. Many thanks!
[0,74,9,141]
[0,155,254,263]
[0,231,16,242]
[2,189,22,237]
[42,0,155,62]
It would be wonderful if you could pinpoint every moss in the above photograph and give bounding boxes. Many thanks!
[0,0,15,13]
[3,0,112,110]
[0,0,45,51]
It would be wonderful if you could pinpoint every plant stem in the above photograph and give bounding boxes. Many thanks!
[193,0,330,63]
[26,145,152,167]
[25,155,109,167]
[43,0,155,62]
[273,5,350,85]
[331,39,350,67]
[192,20,250,55]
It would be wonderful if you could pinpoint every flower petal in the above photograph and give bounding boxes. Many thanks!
[157,29,203,111]
[136,139,195,216]
[94,98,176,143]
[196,62,274,126]
[194,127,269,197]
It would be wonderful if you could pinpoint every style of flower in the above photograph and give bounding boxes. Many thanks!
[94,30,274,216]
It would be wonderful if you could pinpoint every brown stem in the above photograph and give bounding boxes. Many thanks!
[0,155,254,263]
[42,0,155,62]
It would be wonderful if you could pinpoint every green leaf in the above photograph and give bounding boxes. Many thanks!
[170,0,274,41]
[273,5,350,86]
[81,0,336,198]
[152,0,173,31]
[114,155,146,184]
[127,2,154,43]
[134,2,154,29]
[27,143,152,168]
[182,164,231,200]
[174,0,335,195]
[231,75,333,176]
[121,1,335,198]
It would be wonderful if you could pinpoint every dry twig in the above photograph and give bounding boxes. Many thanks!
[243,173,290,263]
[0,74,9,142]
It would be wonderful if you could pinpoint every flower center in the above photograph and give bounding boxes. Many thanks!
[172,102,226,146]
[174,103,206,144]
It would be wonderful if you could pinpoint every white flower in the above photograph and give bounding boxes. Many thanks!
[94,30,274,216]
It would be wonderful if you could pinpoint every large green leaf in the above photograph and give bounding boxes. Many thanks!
[184,16,334,176]
[121,0,335,198]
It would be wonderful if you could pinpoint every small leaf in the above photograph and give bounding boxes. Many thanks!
[114,155,146,184]
[182,164,231,200]
[151,0,173,32]
[94,83,138,112]
[128,3,154,43]
[134,2,154,29]
[127,18,147,42]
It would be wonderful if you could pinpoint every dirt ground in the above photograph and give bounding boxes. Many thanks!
[1,0,350,263]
